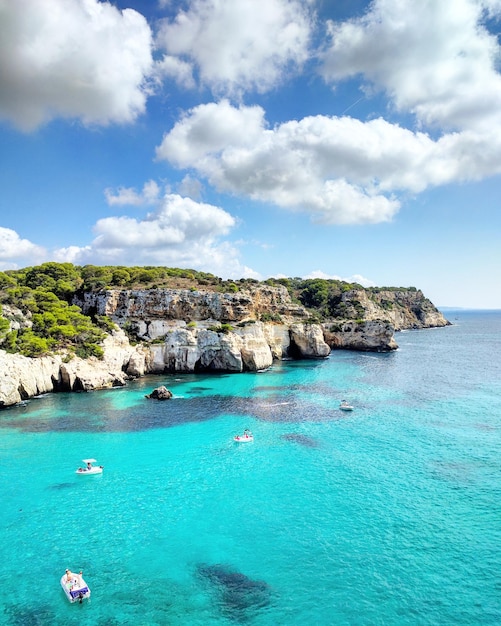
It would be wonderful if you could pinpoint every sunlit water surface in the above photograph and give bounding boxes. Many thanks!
[0,310,500,625]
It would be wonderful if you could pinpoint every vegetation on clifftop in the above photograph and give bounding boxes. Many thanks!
[0,262,425,357]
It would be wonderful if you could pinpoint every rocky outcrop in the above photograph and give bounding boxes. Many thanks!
[1,304,32,332]
[323,320,398,351]
[148,322,274,373]
[237,323,274,370]
[145,386,173,400]
[0,350,61,406]
[74,284,308,330]
[290,323,331,358]
[0,284,449,407]
[0,328,146,407]
[330,288,449,330]
[72,286,333,373]
[59,329,149,392]
[145,320,333,373]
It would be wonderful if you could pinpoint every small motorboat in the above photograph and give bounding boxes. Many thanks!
[339,400,354,411]
[234,429,253,443]
[76,459,103,475]
[60,569,91,603]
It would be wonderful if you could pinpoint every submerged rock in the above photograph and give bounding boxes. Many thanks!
[281,433,320,448]
[197,563,271,616]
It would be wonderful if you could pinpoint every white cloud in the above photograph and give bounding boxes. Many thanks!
[157,100,501,224]
[484,0,501,13]
[53,193,253,278]
[155,0,313,95]
[154,54,196,89]
[320,0,501,132]
[0,227,46,267]
[156,99,266,164]
[177,175,204,200]
[105,180,161,206]
[305,270,376,287]
[156,101,402,225]
[52,245,93,265]
[93,193,235,247]
[0,0,154,130]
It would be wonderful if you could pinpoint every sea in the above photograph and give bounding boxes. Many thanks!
[0,309,500,626]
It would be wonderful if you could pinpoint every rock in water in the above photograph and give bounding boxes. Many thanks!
[145,385,173,400]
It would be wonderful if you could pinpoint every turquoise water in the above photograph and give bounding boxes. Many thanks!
[0,310,500,625]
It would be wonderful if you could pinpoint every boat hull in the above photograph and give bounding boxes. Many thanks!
[60,573,90,603]
[75,467,103,475]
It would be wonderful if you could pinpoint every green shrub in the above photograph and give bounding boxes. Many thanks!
[208,323,233,334]
[75,343,104,359]
[13,330,51,357]
[260,312,282,322]
[95,315,117,332]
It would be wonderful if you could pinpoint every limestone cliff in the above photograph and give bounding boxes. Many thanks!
[328,288,449,330]
[0,283,449,407]
[323,320,398,352]
[74,284,308,328]
[73,284,448,363]
[0,329,147,407]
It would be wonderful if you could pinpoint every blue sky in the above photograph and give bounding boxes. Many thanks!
[1,0,501,308]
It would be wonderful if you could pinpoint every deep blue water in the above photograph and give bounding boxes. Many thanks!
[0,310,500,625]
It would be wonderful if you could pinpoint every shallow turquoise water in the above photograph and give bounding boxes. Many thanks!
[0,311,500,625]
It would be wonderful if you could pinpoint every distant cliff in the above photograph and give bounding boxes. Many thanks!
[69,284,449,372]
[326,287,448,330]
[74,284,448,331]
[0,264,449,407]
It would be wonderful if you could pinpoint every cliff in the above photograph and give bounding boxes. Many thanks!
[73,284,308,327]
[328,288,449,330]
[0,282,449,407]
[0,328,148,407]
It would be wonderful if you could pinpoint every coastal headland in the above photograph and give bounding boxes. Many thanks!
[0,264,449,407]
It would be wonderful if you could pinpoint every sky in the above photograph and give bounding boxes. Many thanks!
[1,0,501,309]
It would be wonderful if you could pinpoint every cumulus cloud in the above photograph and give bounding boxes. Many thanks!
[93,193,234,246]
[155,0,313,95]
[154,54,196,89]
[320,0,501,132]
[0,0,154,130]
[157,100,266,164]
[177,175,204,200]
[105,180,161,206]
[157,101,393,224]
[157,100,501,224]
[53,194,255,278]
[0,227,46,268]
[305,270,376,288]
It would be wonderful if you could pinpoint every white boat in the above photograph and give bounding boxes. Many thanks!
[75,459,103,475]
[339,401,354,411]
[60,569,91,603]
[234,429,253,443]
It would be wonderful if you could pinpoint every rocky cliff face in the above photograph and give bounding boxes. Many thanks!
[323,319,398,351]
[74,284,308,328]
[330,288,449,330]
[0,284,449,407]
[0,350,61,406]
[71,284,448,368]
[143,320,331,374]
[0,329,147,407]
